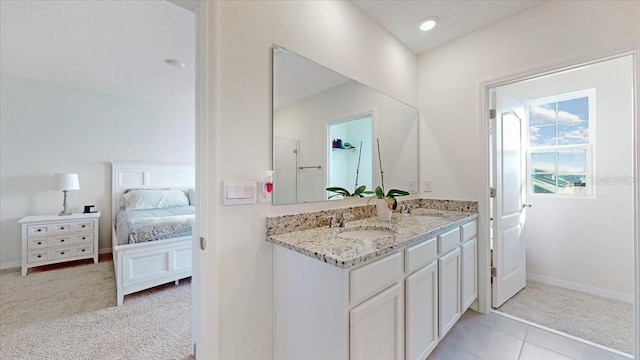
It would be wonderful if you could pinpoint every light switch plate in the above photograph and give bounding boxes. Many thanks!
[223,180,257,205]
[408,179,416,192]
[423,179,432,192]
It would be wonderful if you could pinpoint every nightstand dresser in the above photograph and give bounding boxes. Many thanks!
[19,212,101,276]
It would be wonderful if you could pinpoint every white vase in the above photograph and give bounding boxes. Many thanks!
[376,198,392,221]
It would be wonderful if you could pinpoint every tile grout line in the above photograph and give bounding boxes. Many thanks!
[516,326,530,360]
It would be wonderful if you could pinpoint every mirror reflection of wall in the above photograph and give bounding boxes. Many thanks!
[272,46,418,205]
[327,114,373,200]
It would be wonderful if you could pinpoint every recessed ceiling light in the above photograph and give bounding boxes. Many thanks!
[165,59,186,69]
[419,17,438,32]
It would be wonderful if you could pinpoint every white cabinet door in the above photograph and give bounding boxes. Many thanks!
[461,238,478,311]
[350,283,403,360]
[438,247,461,338]
[405,261,438,360]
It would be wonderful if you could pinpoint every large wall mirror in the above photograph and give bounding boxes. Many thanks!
[272,45,418,205]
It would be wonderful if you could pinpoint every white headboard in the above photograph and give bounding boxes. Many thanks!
[111,161,195,223]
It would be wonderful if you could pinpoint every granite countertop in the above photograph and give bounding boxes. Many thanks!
[267,209,478,269]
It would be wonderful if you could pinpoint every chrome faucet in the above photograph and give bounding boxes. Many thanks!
[339,213,354,227]
[400,203,419,214]
[328,213,354,228]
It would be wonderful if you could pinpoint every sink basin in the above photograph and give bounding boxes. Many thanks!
[411,209,448,217]
[338,227,395,240]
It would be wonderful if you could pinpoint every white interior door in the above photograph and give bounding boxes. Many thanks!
[491,90,528,308]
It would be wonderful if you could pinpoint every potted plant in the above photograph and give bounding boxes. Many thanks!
[373,185,409,220]
[373,138,409,220]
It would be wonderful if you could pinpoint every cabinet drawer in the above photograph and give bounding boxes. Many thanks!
[76,244,94,256]
[49,247,76,260]
[72,221,93,232]
[27,238,49,250]
[350,252,403,305]
[52,223,72,234]
[75,233,93,244]
[50,235,73,247]
[27,251,48,263]
[461,220,477,242]
[405,237,437,274]
[27,225,49,237]
[438,228,461,255]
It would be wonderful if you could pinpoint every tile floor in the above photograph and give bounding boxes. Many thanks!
[428,310,632,360]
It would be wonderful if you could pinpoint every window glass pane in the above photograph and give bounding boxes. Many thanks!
[557,150,587,196]
[558,120,589,145]
[557,97,588,122]
[529,124,556,147]
[531,152,556,194]
[528,103,556,126]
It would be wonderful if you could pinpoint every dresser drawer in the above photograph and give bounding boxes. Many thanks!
[350,252,403,305]
[76,244,94,256]
[72,221,94,232]
[405,237,438,274]
[462,220,477,242]
[27,225,49,237]
[49,247,76,260]
[52,223,72,234]
[438,227,461,255]
[50,235,74,247]
[75,233,93,244]
[27,251,48,263]
[27,238,49,250]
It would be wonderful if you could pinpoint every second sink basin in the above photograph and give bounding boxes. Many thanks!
[338,226,395,240]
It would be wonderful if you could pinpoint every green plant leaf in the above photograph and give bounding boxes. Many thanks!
[353,185,367,197]
[386,189,410,197]
[326,187,351,199]
[375,186,385,199]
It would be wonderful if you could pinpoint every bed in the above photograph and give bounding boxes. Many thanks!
[111,161,195,306]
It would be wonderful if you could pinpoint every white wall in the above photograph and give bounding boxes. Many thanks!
[498,56,634,299]
[417,0,640,311]
[211,1,417,359]
[0,74,195,267]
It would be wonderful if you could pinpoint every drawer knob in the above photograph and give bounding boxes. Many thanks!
[37,229,42,232]
[61,252,65,255]
[37,242,42,245]
[37,255,42,258]
[81,249,85,252]
[61,239,65,242]
[82,237,86,240]
[82,225,86,228]
[60,227,65,230]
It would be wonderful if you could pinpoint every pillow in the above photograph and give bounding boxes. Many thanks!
[123,189,189,211]
[187,188,196,206]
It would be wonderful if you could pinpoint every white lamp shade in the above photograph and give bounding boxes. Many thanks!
[55,173,80,191]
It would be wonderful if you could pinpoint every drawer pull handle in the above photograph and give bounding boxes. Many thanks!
[82,237,86,240]
[37,242,42,245]
[82,225,86,228]
[37,255,42,258]
[61,239,65,242]
[81,249,85,252]
[61,252,65,255]
[60,227,65,230]
[37,229,42,232]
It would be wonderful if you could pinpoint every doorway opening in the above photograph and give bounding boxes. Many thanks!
[488,54,635,356]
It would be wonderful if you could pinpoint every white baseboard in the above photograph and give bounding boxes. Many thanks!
[0,261,20,270]
[527,273,633,304]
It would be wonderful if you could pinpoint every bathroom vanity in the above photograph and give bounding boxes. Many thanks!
[267,204,478,360]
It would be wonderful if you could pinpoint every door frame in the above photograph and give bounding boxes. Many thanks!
[478,50,638,358]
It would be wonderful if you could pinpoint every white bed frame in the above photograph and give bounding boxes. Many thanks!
[111,161,195,306]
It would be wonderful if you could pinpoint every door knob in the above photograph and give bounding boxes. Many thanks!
[522,203,532,209]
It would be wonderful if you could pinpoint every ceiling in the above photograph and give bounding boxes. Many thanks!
[0,0,195,107]
[0,1,544,107]
[351,0,546,54]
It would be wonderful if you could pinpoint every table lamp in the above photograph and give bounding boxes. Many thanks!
[55,173,80,216]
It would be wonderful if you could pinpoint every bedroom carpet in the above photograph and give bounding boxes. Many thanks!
[0,260,193,359]
[497,280,633,355]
